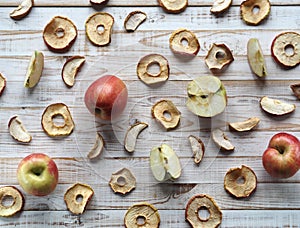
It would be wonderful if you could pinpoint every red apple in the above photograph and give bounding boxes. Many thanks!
[17,153,59,196]
[84,75,128,121]
[262,132,300,178]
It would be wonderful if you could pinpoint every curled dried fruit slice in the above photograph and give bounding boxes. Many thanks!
[90,0,109,5]
[137,54,169,85]
[152,100,181,130]
[0,73,6,96]
[124,11,147,32]
[62,56,85,87]
[188,135,205,165]
[41,103,75,137]
[0,186,24,217]
[224,165,257,198]
[24,50,44,88]
[210,0,232,15]
[271,32,300,68]
[212,129,234,151]
[124,122,148,153]
[260,96,296,116]
[247,38,267,77]
[43,16,77,53]
[228,117,260,132]
[109,168,136,195]
[158,0,188,13]
[169,28,200,56]
[8,116,32,143]
[185,194,222,228]
[9,0,33,20]
[240,0,271,25]
[64,183,94,215]
[87,132,105,160]
[85,12,114,46]
[290,83,300,100]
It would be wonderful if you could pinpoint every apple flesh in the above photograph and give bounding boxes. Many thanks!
[262,132,300,178]
[84,75,128,121]
[17,153,58,196]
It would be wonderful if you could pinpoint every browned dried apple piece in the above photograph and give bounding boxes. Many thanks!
[124,202,160,228]
[85,12,114,46]
[224,165,257,198]
[158,0,188,13]
[228,117,260,132]
[271,32,300,68]
[8,116,32,143]
[0,186,24,217]
[9,0,33,20]
[109,168,136,195]
[62,56,85,87]
[124,122,148,153]
[290,83,300,100]
[0,73,6,96]
[211,0,232,15]
[247,38,267,77]
[212,129,234,151]
[260,96,296,116]
[90,0,109,5]
[185,194,222,228]
[205,43,234,72]
[41,103,75,137]
[240,0,271,25]
[64,183,94,215]
[152,100,181,130]
[169,28,200,56]
[188,135,205,165]
[87,132,105,160]
[124,11,147,32]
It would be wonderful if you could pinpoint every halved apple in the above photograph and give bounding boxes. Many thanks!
[260,96,296,116]
[24,51,44,88]
[62,56,85,87]
[9,0,33,20]
[247,38,267,77]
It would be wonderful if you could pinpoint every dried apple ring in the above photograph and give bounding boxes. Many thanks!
[169,28,200,56]
[41,103,75,137]
[0,73,6,96]
[124,202,160,228]
[109,168,136,195]
[224,165,257,198]
[240,0,271,26]
[0,186,24,217]
[43,16,77,53]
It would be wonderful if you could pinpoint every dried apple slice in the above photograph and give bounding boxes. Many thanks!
[290,83,300,100]
[41,103,75,137]
[247,38,267,77]
[188,135,205,164]
[64,183,94,215]
[24,51,44,88]
[0,73,6,96]
[260,96,296,116]
[90,0,109,5]
[124,11,147,32]
[212,129,234,151]
[240,0,271,25]
[186,76,227,118]
[87,132,105,160]
[0,186,24,217]
[158,0,188,13]
[85,12,114,46]
[62,56,85,87]
[9,0,33,20]
[8,116,32,143]
[169,28,200,56]
[124,122,148,153]
[210,0,232,15]
[109,168,136,195]
[228,117,260,132]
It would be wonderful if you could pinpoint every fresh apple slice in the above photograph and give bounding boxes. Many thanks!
[158,0,188,13]
[87,132,105,160]
[290,83,300,100]
[8,116,32,143]
[228,117,260,132]
[186,76,227,118]
[0,186,24,217]
[260,96,296,116]
[62,56,85,87]
[9,0,33,20]
[124,122,148,152]
[109,168,136,195]
[124,11,147,32]
[24,51,44,88]
[188,135,205,164]
[212,129,234,151]
[210,0,232,15]
[240,0,271,26]
[247,38,267,77]
[0,73,6,96]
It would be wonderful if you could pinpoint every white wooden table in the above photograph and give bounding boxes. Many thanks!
[0,0,300,227]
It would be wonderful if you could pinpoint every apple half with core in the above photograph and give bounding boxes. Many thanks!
[262,132,300,178]
[17,153,59,196]
[84,75,128,121]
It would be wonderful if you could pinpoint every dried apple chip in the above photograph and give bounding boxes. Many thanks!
[8,116,32,143]
[0,186,24,217]
[211,0,232,15]
[0,73,6,96]
[124,122,148,153]
[9,0,33,20]
[158,0,188,13]
[62,56,85,87]
[109,168,136,195]
[240,0,271,25]
[228,117,260,132]
[87,132,105,160]
[290,83,300,100]
[212,129,235,151]
[124,11,147,32]
[260,96,296,116]
[188,135,205,164]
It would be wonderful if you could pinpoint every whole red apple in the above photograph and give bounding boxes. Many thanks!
[17,153,59,196]
[84,75,128,121]
[262,132,300,178]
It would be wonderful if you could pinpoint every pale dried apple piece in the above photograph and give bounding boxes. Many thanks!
[87,132,105,160]
[41,103,75,137]
[188,135,205,165]
[85,12,114,46]
[212,129,234,151]
[62,56,85,87]
[224,165,257,198]
[124,11,147,32]
[240,0,271,25]
[9,0,33,20]
[109,168,136,195]
[64,183,94,215]
[228,117,260,132]
[124,122,148,153]
[0,73,6,96]
[290,83,300,100]
[260,96,296,116]
[169,28,200,56]
[8,116,32,143]
[151,100,181,130]
[0,186,24,217]
[90,0,109,5]
[247,38,267,77]
[185,194,222,228]
[24,50,44,88]
[124,202,160,228]
[158,0,188,13]
[211,0,232,15]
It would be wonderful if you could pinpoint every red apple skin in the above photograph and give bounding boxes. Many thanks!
[84,75,128,121]
[17,153,59,196]
[262,132,300,178]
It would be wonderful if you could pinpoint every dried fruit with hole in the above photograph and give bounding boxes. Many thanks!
[247,38,267,77]
[228,117,260,132]
[210,0,232,15]
[290,83,300,100]
[41,103,75,137]
[9,0,33,20]
[271,32,300,68]
[260,96,296,116]
[64,183,94,215]
[109,168,136,195]
[240,0,271,25]
[158,0,188,13]
[85,12,114,46]
[212,129,234,151]
[0,186,24,217]
[8,116,32,143]
[224,165,257,198]
[169,28,200,56]
[185,194,222,228]
[87,132,105,160]
[0,73,6,96]
[90,0,109,5]
[188,135,205,165]
[124,122,148,153]
[124,11,147,32]
[152,100,181,130]
[124,202,160,228]
[62,56,85,87]
[24,50,44,88]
